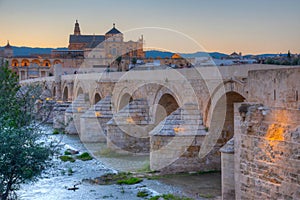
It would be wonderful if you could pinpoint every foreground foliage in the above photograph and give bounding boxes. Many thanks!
[0,61,51,199]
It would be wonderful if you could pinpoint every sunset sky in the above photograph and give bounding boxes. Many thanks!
[0,0,299,54]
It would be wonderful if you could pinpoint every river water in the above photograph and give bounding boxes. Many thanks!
[17,126,221,200]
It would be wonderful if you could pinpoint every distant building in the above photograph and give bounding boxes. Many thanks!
[1,42,56,80]
[52,20,145,68]
[0,41,13,60]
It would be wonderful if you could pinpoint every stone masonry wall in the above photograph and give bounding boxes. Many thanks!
[235,103,300,200]
[150,135,222,174]
[248,68,300,109]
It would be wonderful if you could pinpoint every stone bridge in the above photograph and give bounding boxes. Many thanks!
[21,64,300,199]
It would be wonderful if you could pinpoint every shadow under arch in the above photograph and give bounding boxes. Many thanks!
[94,93,102,104]
[118,93,133,111]
[155,93,179,124]
[214,91,245,144]
[62,86,68,101]
[76,87,83,97]
[52,86,56,99]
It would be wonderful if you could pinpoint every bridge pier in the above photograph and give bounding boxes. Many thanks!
[80,95,113,142]
[65,94,90,135]
[53,101,71,130]
[106,98,153,154]
[150,104,222,174]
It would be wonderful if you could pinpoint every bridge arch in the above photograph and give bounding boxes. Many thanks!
[155,93,179,124]
[118,92,133,111]
[76,87,84,97]
[151,86,182,125]
[204,79,246,126]
[204,79,246,146]
[52,86,56,99]
[62,86,69,101]
[94,92,102,104]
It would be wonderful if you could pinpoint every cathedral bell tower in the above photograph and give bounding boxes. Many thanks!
[74,20,81,35]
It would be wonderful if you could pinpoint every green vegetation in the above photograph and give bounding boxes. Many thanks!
[53,129,65,135]
[117,177,142,185]
[59,155,75,162]
[263,54,300,66]
[198,193,214,198]
[64,150,72,155]
[76,152,93,161]
[0,61,51,199]
[84,172,143,186]
[149,194,193,200]
[137,190,149,197]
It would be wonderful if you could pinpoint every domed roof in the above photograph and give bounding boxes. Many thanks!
[106,23,121,35]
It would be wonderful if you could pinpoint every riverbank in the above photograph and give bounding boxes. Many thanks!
[17,126,221,200]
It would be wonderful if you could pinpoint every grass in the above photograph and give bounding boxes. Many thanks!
[85,172,143,185]
[76,152,93,161]
[149,194,193,200]
[59,155,75,162]
[117,177,142,185]
[137,190,149,197]
[147,170,220,180]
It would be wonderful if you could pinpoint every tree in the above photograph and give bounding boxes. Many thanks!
[0,61,51,199]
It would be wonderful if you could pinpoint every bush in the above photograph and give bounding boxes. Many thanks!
[53,129,60,134]
[117,177,142,185]
[76,152,93,161]
[137,190,149,197]
[64,150,72,155]
[59,155,75,162]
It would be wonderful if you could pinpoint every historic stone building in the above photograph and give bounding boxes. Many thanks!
[50,20,145,70]
[65,20,144,67]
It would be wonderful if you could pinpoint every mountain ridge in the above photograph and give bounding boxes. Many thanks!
[0,46,284,58]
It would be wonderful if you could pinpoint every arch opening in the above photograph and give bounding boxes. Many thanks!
[11,59,19,67]
[212,91,245,144]
[21,59,30,67]
[42,60,51,67]
[118,93,133,111]
[94,93,101,104]
[52,86,56,99]
[77,87,83,97]
[63,87,68,101]
[155,93,179,124]
[31,59,41,66]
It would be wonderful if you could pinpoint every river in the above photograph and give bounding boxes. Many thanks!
[17,126,221,200]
